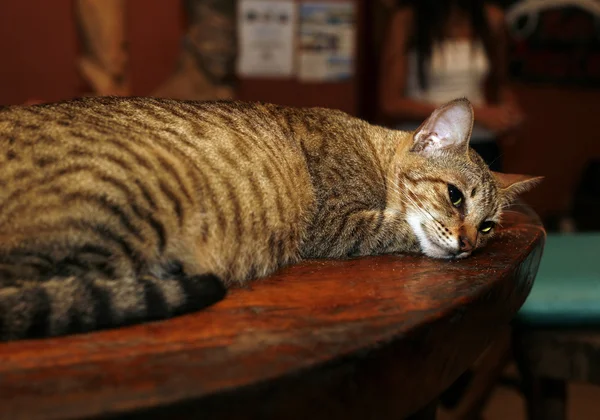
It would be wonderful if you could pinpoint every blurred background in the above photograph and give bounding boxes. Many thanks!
[1,1,600,418]
[2,0,599,231]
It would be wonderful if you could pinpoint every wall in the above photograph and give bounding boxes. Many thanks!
[0,0,82,105]
[127,0,185,96]
[0,0,185,104]
[0,0,362,115]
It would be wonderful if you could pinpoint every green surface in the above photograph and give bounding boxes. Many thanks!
[517,233,600,327]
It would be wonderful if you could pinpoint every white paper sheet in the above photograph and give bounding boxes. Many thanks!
[236,0,296,78]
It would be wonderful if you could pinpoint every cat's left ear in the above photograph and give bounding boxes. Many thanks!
[411,98,473,157]
[492,172,544,201]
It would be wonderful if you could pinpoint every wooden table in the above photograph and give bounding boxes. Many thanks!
[0,204,545,420]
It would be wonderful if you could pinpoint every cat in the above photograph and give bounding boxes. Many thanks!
[0,96,540,341]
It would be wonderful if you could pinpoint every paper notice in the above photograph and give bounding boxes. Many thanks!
[237,0,296,78]
[298,2,355,82]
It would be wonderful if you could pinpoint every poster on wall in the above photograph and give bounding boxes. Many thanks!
[297,2,356,82]
[505,0,600,87]
[236,0,296,77]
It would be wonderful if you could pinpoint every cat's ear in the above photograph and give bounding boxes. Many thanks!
[411,98,473,157]
[492,172,544,201]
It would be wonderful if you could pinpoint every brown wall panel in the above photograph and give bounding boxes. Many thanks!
[127,0,186,96]
[0,0,81,105]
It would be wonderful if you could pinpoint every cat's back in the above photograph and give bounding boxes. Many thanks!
[0,96,289,143]
[0,96,311,174]
[0,97,317,281]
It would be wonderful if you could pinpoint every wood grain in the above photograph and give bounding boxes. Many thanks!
[0,204,545,420]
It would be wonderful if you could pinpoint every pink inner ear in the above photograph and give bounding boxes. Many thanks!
[425,102,472,144]
[435,106,472,141]
[413,99,473,153]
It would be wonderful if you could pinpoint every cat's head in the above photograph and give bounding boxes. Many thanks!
[395,98,541,259]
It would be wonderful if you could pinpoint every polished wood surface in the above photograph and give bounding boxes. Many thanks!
[0,204,545,420]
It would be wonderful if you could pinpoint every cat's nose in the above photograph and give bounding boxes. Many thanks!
[458,235,474,253]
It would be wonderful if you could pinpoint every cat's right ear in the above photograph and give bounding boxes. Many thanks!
[492,172,544,202]
[411,98,474,157]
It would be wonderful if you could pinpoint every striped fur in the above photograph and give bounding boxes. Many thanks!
[0,96,538,341]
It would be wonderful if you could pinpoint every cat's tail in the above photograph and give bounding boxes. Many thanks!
[0,272,226,341]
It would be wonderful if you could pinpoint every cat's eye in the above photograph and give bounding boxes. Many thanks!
[479,221,496,234]
[447,184,464,208]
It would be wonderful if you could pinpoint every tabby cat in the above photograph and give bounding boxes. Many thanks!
[0,96,540,341]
